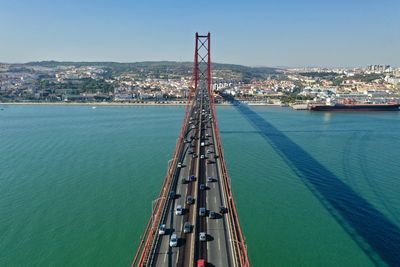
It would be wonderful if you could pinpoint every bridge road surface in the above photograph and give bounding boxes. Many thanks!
[151,88,234,267]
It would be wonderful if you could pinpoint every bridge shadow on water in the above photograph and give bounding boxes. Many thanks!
[227,98,400,266]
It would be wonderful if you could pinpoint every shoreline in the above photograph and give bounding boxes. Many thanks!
[0,102,283,107]
[1,102,191,106]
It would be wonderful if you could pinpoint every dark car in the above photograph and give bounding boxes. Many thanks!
[199,207,206,216]
[209,211,216,219]
[183,222,192,233]
[186,195,194,205]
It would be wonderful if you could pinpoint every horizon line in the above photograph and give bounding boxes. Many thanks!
[1,60,398,69]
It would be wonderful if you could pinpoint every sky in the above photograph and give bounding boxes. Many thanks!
[0,0,399,67]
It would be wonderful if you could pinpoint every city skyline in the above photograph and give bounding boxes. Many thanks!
[1,0,399,67]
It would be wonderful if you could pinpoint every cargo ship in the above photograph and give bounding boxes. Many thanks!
[309,103,400,111]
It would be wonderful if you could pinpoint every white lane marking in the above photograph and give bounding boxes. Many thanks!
[214,197,217,205]
[218,238,221,251]
[176,247,180,266]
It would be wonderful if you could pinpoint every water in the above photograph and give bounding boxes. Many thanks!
[1,105,400,266]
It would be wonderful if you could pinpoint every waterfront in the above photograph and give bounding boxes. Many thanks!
[1,105,400,266]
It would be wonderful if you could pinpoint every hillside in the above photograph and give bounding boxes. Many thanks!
[24,61,279,81]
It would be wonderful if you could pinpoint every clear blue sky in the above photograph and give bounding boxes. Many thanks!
[0,0,399,67]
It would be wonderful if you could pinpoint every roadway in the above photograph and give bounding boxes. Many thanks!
[150,88,235,267]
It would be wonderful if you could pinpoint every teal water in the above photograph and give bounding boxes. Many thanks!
[1,105,400,266]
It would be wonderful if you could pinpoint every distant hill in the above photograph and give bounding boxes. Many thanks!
[24,61,279,81]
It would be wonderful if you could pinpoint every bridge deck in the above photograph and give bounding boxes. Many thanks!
[149,88,235,267]
[132,32,249,267]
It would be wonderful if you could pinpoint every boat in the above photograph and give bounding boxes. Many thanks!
[309,103,400,111]
[291,104,308,110]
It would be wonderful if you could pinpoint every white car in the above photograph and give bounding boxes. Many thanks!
[199,232,207,241]
[175,205,183,215]
[159,224,166,235]
[169,233,178,247]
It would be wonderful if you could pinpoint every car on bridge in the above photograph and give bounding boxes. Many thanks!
[175,205,183,215]
[169,233,178,247]
[197,259,206,267]
[199,207,206,217]
[159,224,166,235]
[200,183,206,191]
[209,211,216,219]
[199,232,207,241]
[186,195,194,205]
[183,222,192,233]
